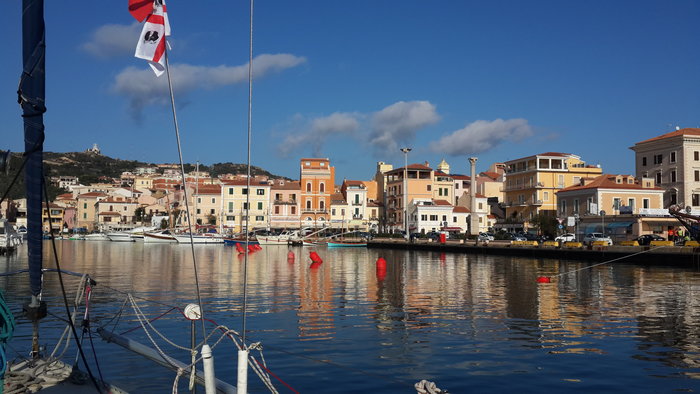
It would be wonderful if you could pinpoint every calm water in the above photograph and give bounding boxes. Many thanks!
[2,241,700,393]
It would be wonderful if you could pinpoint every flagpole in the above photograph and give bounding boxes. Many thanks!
[238,0,254,392]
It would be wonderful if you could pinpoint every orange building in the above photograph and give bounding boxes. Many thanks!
[300,158,335,227]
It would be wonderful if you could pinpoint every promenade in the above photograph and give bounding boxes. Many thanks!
[368,238,700,267]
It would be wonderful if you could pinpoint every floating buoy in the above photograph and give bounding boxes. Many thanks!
[536,276,551,283]
[309,251,323,263]
[376,257,386,269]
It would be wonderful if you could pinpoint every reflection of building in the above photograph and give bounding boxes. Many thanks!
[630,127,700,208]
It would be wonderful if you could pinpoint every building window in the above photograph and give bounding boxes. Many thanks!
[306,200,311,210]
[544,191,549,201]
[228,202,233,212]
[320,183,325,193]
[613,198,621,211]
[228,188,233,195]
[242,203,248,209]
[670,151,676,163]
[560,200,567,214]
[628,198,635,211]
[695,170,699,182]
[274,206,280,214]
[332,209,336,215]
[642,157,647,166]
[197,197,201,203]
[693,194,700,206]
[211,198,215,203]
[656,172,662,185]
[226,216,235,221]
[242,188,248,195]
[453,216,457,223]
[478,202,483,209]
[429,215,438,221]
[320,201,325,210]
[643,198,650,209]
[257,202,263,210]
[696,151,699,161]
[421,214,427,221]
[653,154,663,164]
[670,170,676,183]
[291,207,296,214]
[427,185,431,191]
[256,189,265,195]
[341,209,345,215]
[196,209,201,214]
[574,199,579,213]
[210,209,215,215]
[306,183,311,192]
[255,216,264,221]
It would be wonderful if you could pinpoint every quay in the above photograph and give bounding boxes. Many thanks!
[368,239,700,267]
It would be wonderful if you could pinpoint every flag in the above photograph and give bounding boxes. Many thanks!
[134,0,171,76]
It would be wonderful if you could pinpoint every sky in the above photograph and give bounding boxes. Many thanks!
[1,1,699,182]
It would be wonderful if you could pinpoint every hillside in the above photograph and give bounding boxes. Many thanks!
[0,151,288,200]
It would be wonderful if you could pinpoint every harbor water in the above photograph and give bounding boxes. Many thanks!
[2,241,700,393]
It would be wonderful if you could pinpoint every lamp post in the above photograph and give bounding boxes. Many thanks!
[600,210,606,236]
[400,147,412,241]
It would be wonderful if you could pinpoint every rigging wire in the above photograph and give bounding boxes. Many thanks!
[163,46,208,343]
[41,179,104,393]
[241,0,255,348]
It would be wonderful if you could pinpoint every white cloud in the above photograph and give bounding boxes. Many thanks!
[278,113,360,157]
[81,22,142,58]
[369,101,440,153]
[430,118,533,155]
[112,53,307,119]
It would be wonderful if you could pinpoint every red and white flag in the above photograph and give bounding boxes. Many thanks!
[133,0,171,76]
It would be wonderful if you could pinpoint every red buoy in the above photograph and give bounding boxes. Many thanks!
[376,257,387,269]
[310,261,322,270]
[287,251,295,261]
[235,243,245,254]
[309,251,323,263]
[254,244,262,250]
[536,276,551,283]
[247,244,256,252]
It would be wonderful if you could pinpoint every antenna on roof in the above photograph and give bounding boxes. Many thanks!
[676,126,681,131]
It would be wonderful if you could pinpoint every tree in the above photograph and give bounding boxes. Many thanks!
[530,212,558,238]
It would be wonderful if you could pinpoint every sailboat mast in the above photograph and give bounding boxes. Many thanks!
[19,0,46,307]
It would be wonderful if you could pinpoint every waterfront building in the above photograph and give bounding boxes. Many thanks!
[270,180,301,230]
[76,192,108,231]
[502,152,603,231]
[330,193,350,230]
[557,174,668,241]
[630,127,700,209]
[373,161,394,232]
[133,175,154,190]
[220,180,271,233]
[408,199,462,233]
[192,184,221,226]
[300,158,335,228]
[386,163,433,233]
[340,180,371,231]
[456,193,491,233]
[95,196,139,232]
[41,203,64,233]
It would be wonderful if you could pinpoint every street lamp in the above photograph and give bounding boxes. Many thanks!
[600,210,606,236]
[400,147,412,241]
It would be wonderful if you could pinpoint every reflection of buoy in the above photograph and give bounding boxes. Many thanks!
[247,244,256,253]
[309,251,323,263]
[310,261,322,270]
[536,276,551,283]
[254,244,262,250]
[235,243,245,254]
[287,251,295,262]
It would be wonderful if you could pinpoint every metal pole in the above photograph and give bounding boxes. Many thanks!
[400,148,411,241]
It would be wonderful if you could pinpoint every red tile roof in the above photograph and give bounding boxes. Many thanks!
[558,174,663,192]
[78,192,108,198]
[433,199,452,206]
[272,181,301,190]
[635,128,700,144]
[453,206,469,213]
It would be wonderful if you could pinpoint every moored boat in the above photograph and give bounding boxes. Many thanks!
[143,230,177,243]
[84,233,109,241]
[327,240,367,247]
[106,232,135,242]
[174,233,225,244]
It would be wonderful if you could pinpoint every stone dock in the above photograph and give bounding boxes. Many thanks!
[367,239,700,267]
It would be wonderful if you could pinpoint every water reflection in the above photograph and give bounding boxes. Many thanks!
[1,241,699,392]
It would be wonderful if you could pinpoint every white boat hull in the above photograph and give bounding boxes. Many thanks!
[143,232,177,243]
[173,235,225,244]
[107,233,135,242]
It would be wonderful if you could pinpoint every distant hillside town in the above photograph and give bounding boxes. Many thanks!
[1,127,697,242]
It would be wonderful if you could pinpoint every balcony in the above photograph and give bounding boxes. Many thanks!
[273,199,297,205]
[531,199,543,206]
[352,214,363,220]
[351,202,363,206]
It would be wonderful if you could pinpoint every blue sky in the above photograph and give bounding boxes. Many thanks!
[1,1,699,181]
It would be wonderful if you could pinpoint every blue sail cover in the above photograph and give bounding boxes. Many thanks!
[20,0,45,297]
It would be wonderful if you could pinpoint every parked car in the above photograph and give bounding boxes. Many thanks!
[502,233,527,241]
[583,232,613,245]
[636,234,665,245]
[523,233,548,243]
[555,233,576,242]
[478,232,494,241]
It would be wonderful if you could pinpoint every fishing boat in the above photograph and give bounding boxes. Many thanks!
[327,240,367,247]
[255,230,300,245]
[106,232,135,242]
[174,233,225,244]
[84,232,110,241]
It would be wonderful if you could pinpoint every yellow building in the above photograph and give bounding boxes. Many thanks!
[76,192,108,231]
[386,163,433,233]
[503,152,602,230]
[221,180,271,233]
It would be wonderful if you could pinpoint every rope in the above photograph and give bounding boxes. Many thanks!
[415,380,446,394]
[554,245,670,278]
